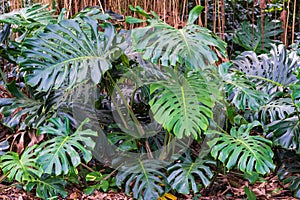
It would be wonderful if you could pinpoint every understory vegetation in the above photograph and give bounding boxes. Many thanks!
[0,1,299,199]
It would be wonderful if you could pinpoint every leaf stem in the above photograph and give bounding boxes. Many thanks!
[245,74,283,87]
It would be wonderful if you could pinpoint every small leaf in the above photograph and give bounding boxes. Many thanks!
[187,6,204,25]
[244,186,256,200]
[126,16,146,24]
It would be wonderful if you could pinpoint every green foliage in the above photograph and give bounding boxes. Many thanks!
[0,145,42,182]
[116,159,167,200]
[36,118,98,175]
[268,116,300,152]
[149,70,214,139]
[84,172,117,194]
[278,151,300,198]
[0,4,55,41]
[107,131,138,151]
[291,70,300,108]
[259,98,295,124]
[0,85,60,130]
[233,19,282,53]
[130,6,226,69]
[244,186,257,200]
[219,62,269,111]
[167,152,215,194]
[233,44,298,96]
[207,121,275,175]
[26,177,67,199]
[20,17,124,92]
[1,3,298,199]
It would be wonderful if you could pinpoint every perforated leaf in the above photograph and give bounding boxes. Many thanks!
[36,118,97,175]
[268,116,300,153]
[207,121,275,175]
[131,7,226,69]
[149,70,215,140]
[20,17,124,92]
[233,44,298,96]
[220,62,268,111]
[116,159,167,200]
[26,177,67,199]
[0,145,42,182]
[167,152,214,194]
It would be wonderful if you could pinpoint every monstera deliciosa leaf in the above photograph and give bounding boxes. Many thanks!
[26,177,67,199]
[131,6,226,69]
[219,63,268,111]
[0,145,42,182]
[268,116,300,153]
[0,4,56,41]
[116,159,167,200]
[233,44,298,95]
[20,17,124,92]
[233,19,282,53]
[149,69,215,140]
[259,98,295,123]
[207,121,275,175]
[167,151,215,194]
[0,81,67,130]
[36,117,98,175]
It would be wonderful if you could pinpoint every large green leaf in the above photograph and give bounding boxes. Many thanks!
[116,159,167,200]
[149,69,215,140]
[233,44,298,96]
[26,177,67,200]
[268,116,300,153]
[220,62,268,111]
[36,117,98,175]
[0,81,67,130]
[167,151,214,194]
[131,7,226,69]
[207,121,275,175]
[233,19,282,53]
[258,98,295,123]
[0,4,56,41]
[0,145,42,182]
[20,17,124,92]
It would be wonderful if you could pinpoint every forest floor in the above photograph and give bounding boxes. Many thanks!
[0,171,297,200]
[0,108,297,200]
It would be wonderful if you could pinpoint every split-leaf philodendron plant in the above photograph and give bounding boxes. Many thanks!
[0,4,299,200]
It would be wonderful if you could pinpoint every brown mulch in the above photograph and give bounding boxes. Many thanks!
[0,171,297,200]
[0,122,297,200]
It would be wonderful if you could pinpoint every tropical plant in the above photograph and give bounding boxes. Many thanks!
[25,176,68,199]
[149,69,215,140]
[36,117,97,175]
[0,4,56,42]
[232,44,300,152]
[116,159,167,200]
[127,5,227,69]
[207,121,275,175]
[20,17,124,92]
[1,2,299,199]
[0,145,42,182]
[219,62,269,111]
[167,151,215,194]
[233,19,282,54]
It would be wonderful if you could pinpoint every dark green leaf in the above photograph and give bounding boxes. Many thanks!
[36,118,98,175]
[244,186,256,200]
[207,121,275,175]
